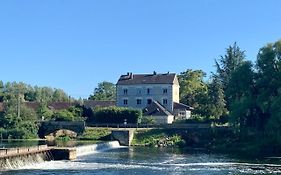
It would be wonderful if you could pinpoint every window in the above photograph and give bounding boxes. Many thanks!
[147,88,150,94]
[123,89,128,95]
[137,99,142,105]
[123,99,128,105]
[163,88,168,94]
[163,99,168,105]
[180,112,186,116]
[147,99,152,105]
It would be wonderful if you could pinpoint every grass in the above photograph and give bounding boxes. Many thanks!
[132,129,185,147]
[78,127,111,141]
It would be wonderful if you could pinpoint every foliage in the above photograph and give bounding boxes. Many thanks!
[90,106,142,124]
[78,127,111,140]
[178,69,227,120]
[140,116,156,124]
[178,69,208,115]
[0,81,4,102]
[226,61,254,130]
[215,42,246,91]
[37,102,54,120]
[185,114,214,124]
[132,129,185,147]
[0,81,70,103]
[0,122,38,139]
[89,81,116,101]
[52,110,75,121]
[255,40,281,131]
[51,106,83,121]
[206,77,227,119]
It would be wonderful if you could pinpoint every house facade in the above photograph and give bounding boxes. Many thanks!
[116,72,193,124]
[116,72,179,112]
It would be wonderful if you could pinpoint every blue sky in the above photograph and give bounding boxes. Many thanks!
[0,0,280,98]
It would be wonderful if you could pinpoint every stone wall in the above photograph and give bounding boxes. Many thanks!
[111,130,135,146]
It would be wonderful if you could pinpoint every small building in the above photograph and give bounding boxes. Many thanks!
[143,101,174,124]
[173,102,194,120]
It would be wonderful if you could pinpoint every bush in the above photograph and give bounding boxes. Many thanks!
[90,107,142,124]
[141,116,156,124]
[185,114,213,123]
[132,129,185,147]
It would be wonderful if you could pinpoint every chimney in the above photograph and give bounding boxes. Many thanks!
[130,72,133,79]
[153,71,157,75]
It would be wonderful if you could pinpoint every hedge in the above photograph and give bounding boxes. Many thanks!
[91,106,142,124]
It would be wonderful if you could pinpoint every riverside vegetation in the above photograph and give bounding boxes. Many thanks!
[1,39,281,158]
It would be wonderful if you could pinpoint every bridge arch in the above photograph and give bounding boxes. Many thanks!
[38,121,85,138]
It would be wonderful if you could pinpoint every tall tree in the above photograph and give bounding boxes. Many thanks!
[52,89,69,102]
[0,81,4,102]
[215,42,246,113]
[207,76,227,119]
[215,42,246,89]
[256,40,281,131]
[178,69,208,115]
[227,61,255,134]
[89,81,116,101]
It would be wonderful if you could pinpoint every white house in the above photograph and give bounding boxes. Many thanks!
[116,72,193,124]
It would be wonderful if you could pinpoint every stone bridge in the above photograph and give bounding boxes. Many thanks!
[38,121,85,138]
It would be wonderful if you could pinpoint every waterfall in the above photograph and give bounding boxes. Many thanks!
[76,141,123,157]
[0,151,53,170]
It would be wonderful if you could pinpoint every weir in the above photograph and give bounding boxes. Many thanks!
[0,141,123,170]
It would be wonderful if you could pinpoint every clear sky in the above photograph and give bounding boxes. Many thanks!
[0,0,280,99]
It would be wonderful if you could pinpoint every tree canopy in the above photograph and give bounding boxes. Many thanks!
[89,81,116,101]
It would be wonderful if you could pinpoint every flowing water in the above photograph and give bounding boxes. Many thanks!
[1,141,281,175]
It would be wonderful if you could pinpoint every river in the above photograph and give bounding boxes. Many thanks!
[1,143,281,175]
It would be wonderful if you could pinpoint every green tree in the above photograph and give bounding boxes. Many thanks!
[215,42,246,89]
[207,76,227,120]
[178,70,207,107]
[36,102,54,120]
[256,40,281,131]
[0,81,4,102]
[89,81,116,101]
[227,61,256,135]
[215,42,246,111]
[52,89,69,102]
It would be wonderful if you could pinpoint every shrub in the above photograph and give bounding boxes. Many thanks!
[140,116,156,124]
[185,114,213,123]
[91,107,142,124]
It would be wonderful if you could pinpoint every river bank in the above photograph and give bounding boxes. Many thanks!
[2,127,281,159]
[131,128,281,159]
